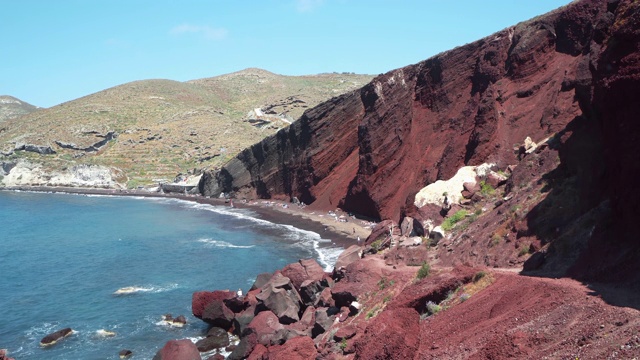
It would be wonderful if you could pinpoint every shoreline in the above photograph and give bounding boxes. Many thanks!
[0,185,371,257]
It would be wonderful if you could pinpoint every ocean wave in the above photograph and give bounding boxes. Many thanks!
[94,329,117,338]
[198,238,254,249]
[113,283,178,295]
[138,198,340,270]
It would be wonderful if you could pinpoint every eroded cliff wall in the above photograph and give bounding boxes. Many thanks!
[201,0,632,227]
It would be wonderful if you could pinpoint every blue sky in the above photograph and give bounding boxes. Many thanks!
[1,0,572,108]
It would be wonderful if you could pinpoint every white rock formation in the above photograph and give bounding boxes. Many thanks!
[0,160,123,188]
[414,166,477,207]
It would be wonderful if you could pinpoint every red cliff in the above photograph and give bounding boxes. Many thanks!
[201,0,640,279]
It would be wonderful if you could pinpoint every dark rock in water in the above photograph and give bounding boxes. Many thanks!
[118,349,133,359]
[196,327,230,351]
[153,339,201,360]
[40,327,73,346]
[206,354,225,360]
[173,315,187,326]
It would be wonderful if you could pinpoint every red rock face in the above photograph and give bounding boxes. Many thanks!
[352,308,421,360]
[202,0,616,221]
[201,0,640,279]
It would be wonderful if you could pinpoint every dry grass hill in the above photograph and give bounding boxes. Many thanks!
[0,95,39,123]
[0,69,373,187]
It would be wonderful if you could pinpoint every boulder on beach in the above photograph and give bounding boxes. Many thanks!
[40,327,73,347]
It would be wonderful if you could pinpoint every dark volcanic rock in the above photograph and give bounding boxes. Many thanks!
[153,339,201,360]
[40,327,73,346]
[228,329,258,360]
[196,327,230,352]
[255,273,303,324]
[192,290,237,330]
[118,349,133,359]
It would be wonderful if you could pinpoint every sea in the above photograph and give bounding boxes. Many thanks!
[0,190,343,359]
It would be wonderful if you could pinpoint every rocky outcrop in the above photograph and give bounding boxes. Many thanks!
[153,339,201,360]
[55,131,117,152]
[14,143,56,155]
[0,160,124,188]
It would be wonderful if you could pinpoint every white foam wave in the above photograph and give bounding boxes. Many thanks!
[137,198,341,270]
[95,329,117,338]
[113,283,178,295]
[198,238,254,249]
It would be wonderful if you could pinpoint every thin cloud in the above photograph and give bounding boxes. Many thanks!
[295,0,324,12]
[170,24,228,40]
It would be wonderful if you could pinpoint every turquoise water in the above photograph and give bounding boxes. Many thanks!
[0,191,342,359]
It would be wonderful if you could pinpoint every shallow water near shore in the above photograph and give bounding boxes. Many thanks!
[0,191,342,359]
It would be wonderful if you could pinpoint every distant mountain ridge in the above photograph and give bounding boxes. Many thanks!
[0,69,373,187]
[0,95,39,122]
